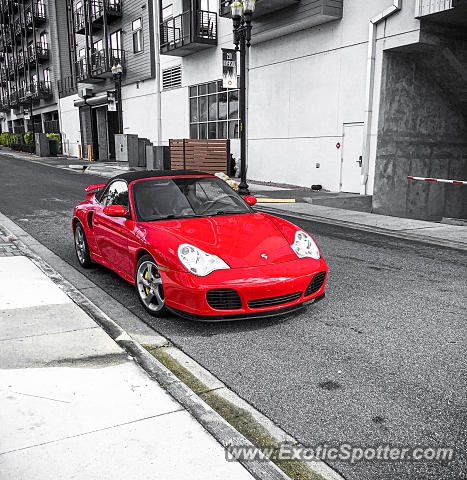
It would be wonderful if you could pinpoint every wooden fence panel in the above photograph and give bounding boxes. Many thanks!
[169,139,230,174]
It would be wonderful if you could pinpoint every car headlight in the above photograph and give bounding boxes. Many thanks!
[291,231,321,259]
[177,243,230,276]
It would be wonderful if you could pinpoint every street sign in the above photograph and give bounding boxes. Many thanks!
[23,108,30,120]
[222,49,238,89]
[107,90,117,112]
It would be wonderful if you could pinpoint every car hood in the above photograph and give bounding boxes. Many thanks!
[138,213,298,269]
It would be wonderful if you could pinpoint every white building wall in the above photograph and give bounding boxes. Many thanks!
[121,79,159,142]
[59,94,81,158]
[247,0,421,191]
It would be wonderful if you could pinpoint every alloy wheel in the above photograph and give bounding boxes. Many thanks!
[136,261,165,312]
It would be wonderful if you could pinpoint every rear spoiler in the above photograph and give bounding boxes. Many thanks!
[85,183,106,193]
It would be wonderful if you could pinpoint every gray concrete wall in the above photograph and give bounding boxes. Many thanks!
[373,51,467,221]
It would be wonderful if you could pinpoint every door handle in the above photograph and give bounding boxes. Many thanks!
[357,156,363,167]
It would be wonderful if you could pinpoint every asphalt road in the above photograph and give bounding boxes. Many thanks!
[1,154,466,480]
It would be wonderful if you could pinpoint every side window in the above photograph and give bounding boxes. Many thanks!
[101,181,129,210]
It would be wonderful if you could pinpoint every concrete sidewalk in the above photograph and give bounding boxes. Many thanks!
[0,251,255,478]
[257,202,467,251]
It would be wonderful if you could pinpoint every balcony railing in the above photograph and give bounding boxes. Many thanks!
[74,5,85,33]
[25,1,47,27]
[58,75,78,97]
[417,0,455,15]
[76,48,125,82]
[160,10,217,56]
[0,97,10,111]
[74,0,122,33]
[9,90,20,106]
[27,42,49,63]
[14,18,22,37]
[219,0,300,17]
[29,80,53,100]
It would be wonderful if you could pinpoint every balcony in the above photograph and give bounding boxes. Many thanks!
[30,80,53,100]
[9,91,20,107]
[0,0,9,17]
[76,49,125,83]
[0,69,7,86]
[17,53,25,69]
[27,42,49,64]
[160,10,217,56]
[14,18,23,38]
[57,75,78,98]
[416,0,467,24]
[25,2,47,28]
[219,0,300,18]
[74,5,85,34]
[90,0,123,27]
[0,97,10,111]
[74,0,123,34]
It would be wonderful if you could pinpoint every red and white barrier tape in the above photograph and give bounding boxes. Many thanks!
[407,176,467,185]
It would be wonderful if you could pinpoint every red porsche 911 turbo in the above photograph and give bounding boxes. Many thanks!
[73,170,328,321]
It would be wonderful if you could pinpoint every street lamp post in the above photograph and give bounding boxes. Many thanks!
[231,0,255,196]
[111,62,123,134]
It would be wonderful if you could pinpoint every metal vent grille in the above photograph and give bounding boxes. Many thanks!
[162,65,182,90]
[305,272,326,296]
[248,292,302,309]
[206,289,242,310]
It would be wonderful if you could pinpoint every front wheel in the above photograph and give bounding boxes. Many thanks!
[74,223,92,268]
[135,255,167,316]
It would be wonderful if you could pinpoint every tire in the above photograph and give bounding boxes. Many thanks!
[135,254,167,316]
[74,222,93,269]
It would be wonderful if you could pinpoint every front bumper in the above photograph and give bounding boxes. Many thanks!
[162,257,328,321]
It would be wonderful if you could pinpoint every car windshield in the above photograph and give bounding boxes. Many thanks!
[132,176,252,222]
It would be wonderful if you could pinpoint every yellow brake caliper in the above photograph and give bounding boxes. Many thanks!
[145,270,149,295]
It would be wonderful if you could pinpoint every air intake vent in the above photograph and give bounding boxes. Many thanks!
[305,271,326,296]
[206,289,242,310]
[248,292,302,309]
[162,65,182,90]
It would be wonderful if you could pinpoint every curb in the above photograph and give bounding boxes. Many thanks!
[0,211,345,480]
[257,206,467,252]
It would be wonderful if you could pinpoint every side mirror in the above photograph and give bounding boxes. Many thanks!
[244,195,257,206]
[103,205,127,217]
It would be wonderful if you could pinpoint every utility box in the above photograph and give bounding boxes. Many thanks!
[115,134,139,167]
[146,146,170,170]
[138,138,152,167]
[35,133,50,157]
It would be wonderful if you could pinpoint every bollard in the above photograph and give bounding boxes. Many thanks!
[78,144,82,161]
[87,144,92,162]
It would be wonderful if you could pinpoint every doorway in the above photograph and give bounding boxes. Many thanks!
[341,123,364,193]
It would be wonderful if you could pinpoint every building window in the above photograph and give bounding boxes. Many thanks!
[189,80,239,140]
[132,18,143,53]
[43,68,50,84]
[110,29,122,51]
[162,4,173,20]
[162,65,182,90]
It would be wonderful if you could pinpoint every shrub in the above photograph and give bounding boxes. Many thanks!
[0,132,22,148]
[24,131,35,145]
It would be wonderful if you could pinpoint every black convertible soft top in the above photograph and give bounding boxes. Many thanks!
[112,170,214,184]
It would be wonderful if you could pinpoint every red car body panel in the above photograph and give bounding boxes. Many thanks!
[73,174,328,320]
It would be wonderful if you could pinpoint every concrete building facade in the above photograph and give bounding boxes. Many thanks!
[158,0,467,220]
[0,0,70,135]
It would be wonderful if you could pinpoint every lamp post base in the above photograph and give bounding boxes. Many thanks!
[238,181,250,196]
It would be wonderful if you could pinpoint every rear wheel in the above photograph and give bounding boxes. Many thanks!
[135,255,167,316]
[74,223,92,268]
